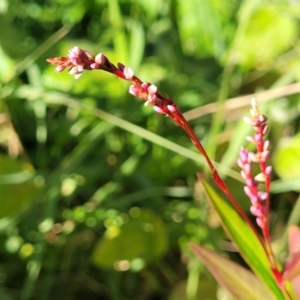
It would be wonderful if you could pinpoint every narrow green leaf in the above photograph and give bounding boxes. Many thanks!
[128,19,145,71]
[200,178,285,299]
[190,243,275,300]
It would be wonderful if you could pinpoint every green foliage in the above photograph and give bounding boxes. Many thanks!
[1,0,300,299]
[274,133,300,182]
[237,4,298,70]
[91,209,168,270]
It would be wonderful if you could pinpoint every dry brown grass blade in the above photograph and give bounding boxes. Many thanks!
[183,82,300,121]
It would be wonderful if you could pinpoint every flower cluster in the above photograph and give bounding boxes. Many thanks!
[47,47,112,79]
[47,46,180,122]
[238,98,272,231]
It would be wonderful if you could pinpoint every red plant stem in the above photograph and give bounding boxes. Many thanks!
[113,71,269,253]
[178,115,266,247]
[257,138,280,282]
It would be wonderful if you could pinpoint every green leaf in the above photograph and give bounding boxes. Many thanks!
[128,19,145,72]
[91,209,168,270]
[190,243,275,300]
[200,178,285,299]
[168,277,218,300]
[237,4,298,70]
[0,154,37,218]
[0,46,16,83]
[273,133,300,183]
[177,0,234,58]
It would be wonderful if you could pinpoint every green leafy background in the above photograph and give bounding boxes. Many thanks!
[1,0,300,299]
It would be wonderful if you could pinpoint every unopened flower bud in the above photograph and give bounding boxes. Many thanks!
[255,173,266,182]
[129,85,139,97]
[90,63,99,69]
[262,124,269,135]
[147,84,157,95]
[123,67,134,80]
[257,191,268,201]
[265,166,272,176]
[153,106,165,114]
[95,53,105,64]
[55,65,66,73]
[167,104,176,113]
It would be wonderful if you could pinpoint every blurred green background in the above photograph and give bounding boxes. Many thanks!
[1,0,300,299]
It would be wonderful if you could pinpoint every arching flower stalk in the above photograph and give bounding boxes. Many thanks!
[47,46,284,287]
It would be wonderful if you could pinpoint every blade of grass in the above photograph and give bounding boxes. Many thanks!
[3,85,241,180]
[4,25,70,84]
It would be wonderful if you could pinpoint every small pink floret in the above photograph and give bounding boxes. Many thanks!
[167,105,176,113]
[95,53,105,64]
[129,85,139,97]
[153,106,165,114]
[123,67,134,80]
[147,84,157,95]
